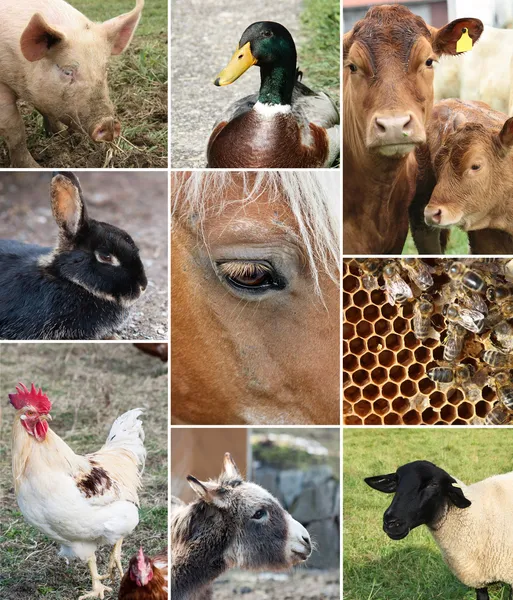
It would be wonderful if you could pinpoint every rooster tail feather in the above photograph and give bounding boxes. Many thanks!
[104,408,146,470]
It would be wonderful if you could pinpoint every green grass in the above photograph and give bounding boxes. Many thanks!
[403,228,469,255]
[0,344,168,600]
[299,0,340,100]
[344,429,513,600]
[0,0,167,168]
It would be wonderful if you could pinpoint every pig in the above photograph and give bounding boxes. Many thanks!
[409,98,513,254]
[0,0,144,167]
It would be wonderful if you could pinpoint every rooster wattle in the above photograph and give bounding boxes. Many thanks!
[10,382,146,600]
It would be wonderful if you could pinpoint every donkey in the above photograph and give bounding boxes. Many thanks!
[171,453,312,600]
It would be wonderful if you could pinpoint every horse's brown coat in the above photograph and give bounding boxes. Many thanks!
[343,5,483,254]
[171,176,339,425]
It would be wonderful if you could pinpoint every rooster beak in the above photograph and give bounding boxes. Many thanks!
[41,414,52,421]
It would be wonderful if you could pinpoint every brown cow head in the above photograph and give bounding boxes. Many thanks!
[343,5,483,161]
[425,115,513,230]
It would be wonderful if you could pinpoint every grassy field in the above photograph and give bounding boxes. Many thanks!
[0,344,168,600]
[403,228,469,255]
[299,0,340,101]
[0,0,167,168]
[344,429,513,600]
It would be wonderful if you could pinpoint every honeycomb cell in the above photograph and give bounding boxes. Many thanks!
[349,338,366,356]
[343,341,349,355]
[343,258,508,426]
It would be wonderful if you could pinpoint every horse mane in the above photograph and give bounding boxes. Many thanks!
[171,171,340,296]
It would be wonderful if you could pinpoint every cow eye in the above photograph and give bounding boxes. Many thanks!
[471,164,481,171]
[349,64,358,73]
[251,509,267,520]
[425,58,434,67]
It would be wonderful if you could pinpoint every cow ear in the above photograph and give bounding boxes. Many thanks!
[20,13,66,62]
[364,473,398,493]
[447,480,471,509]
[453,113,467,130]
[498,117,513,150]
[431,18,483,56]
[102,0,144,55]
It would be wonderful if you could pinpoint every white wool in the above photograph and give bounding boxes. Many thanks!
[171,171,340,296]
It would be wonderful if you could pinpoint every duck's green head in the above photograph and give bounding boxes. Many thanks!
[215,21,297,86]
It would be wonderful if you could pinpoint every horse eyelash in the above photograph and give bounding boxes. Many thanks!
[216,261,273,280]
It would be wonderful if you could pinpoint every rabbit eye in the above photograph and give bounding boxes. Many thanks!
[95,251,120,266]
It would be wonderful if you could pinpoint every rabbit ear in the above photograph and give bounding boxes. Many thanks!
[50,172,88,239]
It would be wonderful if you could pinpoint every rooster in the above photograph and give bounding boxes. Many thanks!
[119,547,168,599]
[10,383,146,600]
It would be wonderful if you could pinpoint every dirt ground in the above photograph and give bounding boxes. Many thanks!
[0,171,168,340]
[0,343,168,600]
[170,0,301,168]
[212,569,340,599]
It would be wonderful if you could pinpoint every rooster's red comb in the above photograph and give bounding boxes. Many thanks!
[8,383,52,413]
[137,547,147,570]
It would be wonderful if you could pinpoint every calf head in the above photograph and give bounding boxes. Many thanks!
[185,453,312,570]
[425,116,513,230]
[19,0,144,142]
[344,5,483,159]
[365,460,471,540]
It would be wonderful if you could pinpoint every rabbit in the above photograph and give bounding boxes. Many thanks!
[0,171,147,340]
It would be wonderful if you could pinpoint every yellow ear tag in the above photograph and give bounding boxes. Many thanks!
[456,28,473,53]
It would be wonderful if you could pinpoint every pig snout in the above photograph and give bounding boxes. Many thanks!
[91,118,121,142]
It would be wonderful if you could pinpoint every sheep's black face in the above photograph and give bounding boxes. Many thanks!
[365,460,472,540]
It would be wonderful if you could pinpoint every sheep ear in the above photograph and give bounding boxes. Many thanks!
[447,480,471,508]
[222,452,241,479]
[364,473,398,493]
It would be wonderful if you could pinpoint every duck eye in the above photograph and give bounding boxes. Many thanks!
[262,30,273,38]
[349,63,358,73]
[425,58,434,67]
[252,509,267,520]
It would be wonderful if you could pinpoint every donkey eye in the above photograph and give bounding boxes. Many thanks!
[251,509,267,520]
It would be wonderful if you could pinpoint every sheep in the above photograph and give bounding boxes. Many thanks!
[365,460,513,600]
[171,453,312,599]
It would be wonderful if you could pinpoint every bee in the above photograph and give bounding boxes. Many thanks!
[490,321,513,353]
[493,371,513,411]
[443,304,485,334]
[481,350,513,368]
[443,322,466,363]
[413,294,434,340]
[484,404,513,426]
[428,364,475,384]
[447,261,487,293]
[382,261,413,306]
[399,258,434,291]
[485,285,513,304]
[356,259,382,291]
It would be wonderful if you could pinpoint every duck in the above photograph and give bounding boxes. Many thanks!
[207,21,340,168]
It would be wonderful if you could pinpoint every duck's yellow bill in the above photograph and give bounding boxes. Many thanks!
[214,42,257,86]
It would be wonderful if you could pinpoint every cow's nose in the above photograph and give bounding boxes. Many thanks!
[384,516,402,529]
[425,205,443,225]
[374,114,413,140]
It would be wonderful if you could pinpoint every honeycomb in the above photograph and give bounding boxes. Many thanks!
[343,259,512,426]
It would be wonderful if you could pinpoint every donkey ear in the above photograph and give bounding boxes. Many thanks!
[51,172,88,239]
[447,480,472,509]
[222,452,241,479]
[364,473,398,493]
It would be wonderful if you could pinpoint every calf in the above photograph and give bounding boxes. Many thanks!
[343,4,483,254]
[411,99,513,253]
[0,0,144,167]
[434,26,513,117]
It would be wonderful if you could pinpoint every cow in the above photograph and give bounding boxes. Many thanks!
[343,4,483,255]
[410,98,513,254]
[434,26,513,117]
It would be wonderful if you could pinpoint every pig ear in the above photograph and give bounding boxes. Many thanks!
[431,18,483,56]
[20,13,66,62]
[453,113,467,130]
[50,172,88,239]
[102,0,144,55]
[498,117,513,150]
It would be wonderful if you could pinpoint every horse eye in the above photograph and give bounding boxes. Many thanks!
[216,261,284,294]
[252,509,267,520]
[349,63,358,73]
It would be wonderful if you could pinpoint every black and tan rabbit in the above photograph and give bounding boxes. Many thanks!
[0,172,147,340]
